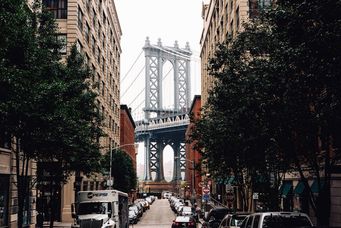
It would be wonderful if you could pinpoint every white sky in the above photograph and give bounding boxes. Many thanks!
[115,0,203,178]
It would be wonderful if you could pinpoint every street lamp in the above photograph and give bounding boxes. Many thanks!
[174,156,196,200]
[108,143,138,190]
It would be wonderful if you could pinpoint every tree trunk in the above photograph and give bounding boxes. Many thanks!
[316,135,332,226]
[49,180,55,228]
[15,142,24,228]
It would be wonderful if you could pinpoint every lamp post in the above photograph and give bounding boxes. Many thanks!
[175,157,196,200]
[108,143,137,190]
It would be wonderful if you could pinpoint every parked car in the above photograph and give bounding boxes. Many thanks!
[171,216,197,228]
[202,207,230,228]
[218,213,250,228]
[239,212,313,228]
[180,206,194,216]
[129,205,141,219]
[129,210,138,224]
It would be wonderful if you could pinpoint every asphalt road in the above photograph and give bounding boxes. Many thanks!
[130,198,175,228]
[131,198,202,228]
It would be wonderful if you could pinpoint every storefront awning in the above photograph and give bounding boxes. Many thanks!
[311,180,325,193]
[294,181,305,195]
[280,181,292,197]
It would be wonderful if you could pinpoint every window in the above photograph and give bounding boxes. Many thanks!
[82,181,89,191]
[258,0,272,9]
[252,215,260,228]
[42,0,67,19]
[246,216,253,228]
[56,34,67,54]
[102,57,105,73]
[97,47,101,64]
[92,9,97,30]
[78,6,83,31]
[236,7,240,30]
[101,81,105,96]
[91,35,95,54]
[98,23,101,38]
[86,0,90,12]
[85,23,90,44]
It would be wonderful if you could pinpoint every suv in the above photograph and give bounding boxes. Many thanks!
[202,207,230,228]
[218,213,250,228]
[240,212,313,228]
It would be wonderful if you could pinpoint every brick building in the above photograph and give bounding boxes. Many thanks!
[120,105,137,169]
[185,95,202,201]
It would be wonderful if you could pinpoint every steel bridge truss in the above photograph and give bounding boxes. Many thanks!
[140,38,192,183]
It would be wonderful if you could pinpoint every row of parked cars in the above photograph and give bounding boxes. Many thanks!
[168,196,200,228]
[202,207,314,228]
[128,195,156,224]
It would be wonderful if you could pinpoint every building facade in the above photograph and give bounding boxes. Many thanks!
[199,0,341,226]
[200,0,270,106]
[40,0,122,223]
[0,136,37,227]
[120,105,137,169]
[185,95,202,202]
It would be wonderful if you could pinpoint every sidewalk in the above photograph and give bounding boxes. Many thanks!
[42,222,72,228]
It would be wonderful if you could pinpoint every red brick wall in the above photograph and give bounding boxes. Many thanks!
[120,105,136,169]
[185,96,202,197]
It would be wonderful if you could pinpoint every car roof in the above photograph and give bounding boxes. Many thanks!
[175,216,191,222]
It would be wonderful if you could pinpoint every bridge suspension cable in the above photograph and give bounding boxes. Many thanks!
[132,99,145,114]
[121,50,144,83]
[121,65,145,98]
[128,87,145,107]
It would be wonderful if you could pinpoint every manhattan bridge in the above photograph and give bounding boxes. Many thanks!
[121,37,200,192]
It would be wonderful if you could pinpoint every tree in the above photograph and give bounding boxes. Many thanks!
[0,1,103,227]
[101,149,137,193]
[191,0,341,223]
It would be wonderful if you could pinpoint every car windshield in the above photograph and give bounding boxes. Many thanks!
[211,209,229,220]
[263,215,312,228]
[78,202,111,215]
[231,215,247,226]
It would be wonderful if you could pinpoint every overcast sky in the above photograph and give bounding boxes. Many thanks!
[114,0,204,179]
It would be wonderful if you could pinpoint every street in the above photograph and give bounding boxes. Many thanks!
[131,198,201,228]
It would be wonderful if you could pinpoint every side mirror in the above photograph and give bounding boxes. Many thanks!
[71,203,76,218]
[108,211,112,218]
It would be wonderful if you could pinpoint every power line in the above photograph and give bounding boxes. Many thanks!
[121,50,143,83]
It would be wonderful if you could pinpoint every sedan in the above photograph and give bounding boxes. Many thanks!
[171,216,197,228]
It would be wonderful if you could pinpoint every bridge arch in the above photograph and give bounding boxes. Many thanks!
[137,38,191,192]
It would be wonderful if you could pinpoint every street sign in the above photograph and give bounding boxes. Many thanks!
[106,179,113,187]
[202,193,210,201]
[253,192,259,200]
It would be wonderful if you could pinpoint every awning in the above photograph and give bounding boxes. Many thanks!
[229,176,235,184]
[311,180,325,193]
[294,181,305,195]
[227,176,235,185]
[280,181,292,197]
[216,178,224,184]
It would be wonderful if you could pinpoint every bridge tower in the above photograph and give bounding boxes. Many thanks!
[138,37,192,189]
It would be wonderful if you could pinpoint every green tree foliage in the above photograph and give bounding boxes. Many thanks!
[191,0,341,223]
[101,149,137,193]
[0,1,103,227]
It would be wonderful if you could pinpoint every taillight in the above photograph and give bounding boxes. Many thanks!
[189,221,195,226]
